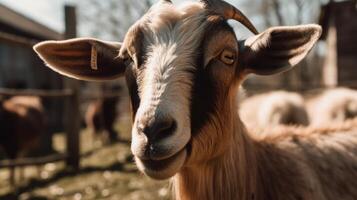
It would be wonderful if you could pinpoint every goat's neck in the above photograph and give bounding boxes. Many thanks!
[173,98,258,200]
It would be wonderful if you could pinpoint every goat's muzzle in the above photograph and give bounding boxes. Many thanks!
[131,114,190,179]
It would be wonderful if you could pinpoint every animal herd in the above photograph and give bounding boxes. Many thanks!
[240,88,357,130]
[0,0,356,199]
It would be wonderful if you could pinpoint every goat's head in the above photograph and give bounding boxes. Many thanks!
[34,0,321,180]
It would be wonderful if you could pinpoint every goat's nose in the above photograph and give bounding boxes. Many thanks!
[141,117,176,143]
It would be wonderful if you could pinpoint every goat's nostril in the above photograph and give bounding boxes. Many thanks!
[143,117,176,142]
[155,119,176,141]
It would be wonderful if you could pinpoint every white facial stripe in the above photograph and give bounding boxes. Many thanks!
[134,3,209,151]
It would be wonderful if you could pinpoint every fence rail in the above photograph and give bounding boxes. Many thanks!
[0,87,76,170]
[0,88,122,99]
[0,88,73,97]
[0,154,67,168]
[0,144,111,169]
[0,86,116,171]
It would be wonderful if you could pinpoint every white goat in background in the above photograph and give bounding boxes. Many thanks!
[240,91,309,130]
[308,87,357,125]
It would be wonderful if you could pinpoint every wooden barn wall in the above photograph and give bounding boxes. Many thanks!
[333,1,357,86]
[0,40,65,132]
[0,41,62,88]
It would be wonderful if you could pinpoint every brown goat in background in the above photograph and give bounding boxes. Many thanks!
[85,95,121,145]
[0,96,45,185]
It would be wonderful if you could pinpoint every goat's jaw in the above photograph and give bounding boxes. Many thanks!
[131,121,191,179]
[135,148,187,179]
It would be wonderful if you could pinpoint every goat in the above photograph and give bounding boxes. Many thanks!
[240,91,309,130]
[85,96,121,145]
[0,96,45,185]
[34,0,357,199]
[308,87,357,125]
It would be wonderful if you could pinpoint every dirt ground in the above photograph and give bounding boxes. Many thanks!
[0,118,170,200]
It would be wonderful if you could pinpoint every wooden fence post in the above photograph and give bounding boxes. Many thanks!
[64,5,80,170]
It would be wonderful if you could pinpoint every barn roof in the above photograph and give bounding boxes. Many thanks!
[0,3,62,41]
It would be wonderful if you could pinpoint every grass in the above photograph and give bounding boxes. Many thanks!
[0,117,170,200]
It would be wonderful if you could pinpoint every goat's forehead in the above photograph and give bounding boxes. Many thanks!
[147,2,204,22]
[132,4,212,100]
[134,3,210,70]
[141,2,207,37]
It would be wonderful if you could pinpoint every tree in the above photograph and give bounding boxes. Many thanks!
[77,0,152,40]
[71,0,153,96]
[234,0,327,90]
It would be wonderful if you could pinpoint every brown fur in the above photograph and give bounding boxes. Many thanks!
[174,83,357,199]
[171,80,257,200]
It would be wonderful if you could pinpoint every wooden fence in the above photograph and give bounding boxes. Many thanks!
[0,5,124,173]
[0,87,79,170]
[0,87,122,170]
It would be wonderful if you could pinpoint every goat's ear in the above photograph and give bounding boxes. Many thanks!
[239,24,322,76]
[34,38,126,81]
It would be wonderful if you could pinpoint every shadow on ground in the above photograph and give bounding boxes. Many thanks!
[1,159,137,200]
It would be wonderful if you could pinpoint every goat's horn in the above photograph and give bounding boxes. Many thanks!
[200,0,258,35]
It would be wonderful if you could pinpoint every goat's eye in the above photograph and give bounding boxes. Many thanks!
[219,50,235,65]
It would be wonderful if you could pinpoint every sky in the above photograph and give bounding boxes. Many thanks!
[0,0,75,33]
[0,0,328,39]
[0,0,188,34]
[0,0,327,58]
[0,0,256,40]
